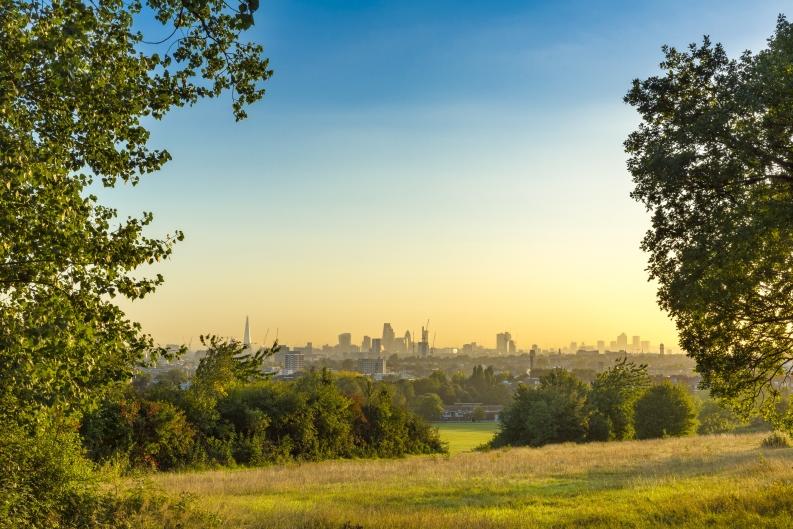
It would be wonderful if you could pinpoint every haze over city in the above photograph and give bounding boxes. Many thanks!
[102,0,788,349]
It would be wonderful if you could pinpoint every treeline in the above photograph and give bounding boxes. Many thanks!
[382,365,512,421]
[81,337,444,471]
[491,359,771,448]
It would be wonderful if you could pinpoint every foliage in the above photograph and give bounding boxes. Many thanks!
[0,0,270,424]
[408,365,512,407]
[697,399,744,435]
[491,369,589,447]
[760,431,790,448]
[634,382,698,439]
[193,335,277,398]
[587,359,650,440]
[82,370,446,470]
[0,421,218,528]
[82,390,196,470]
[625,15,793,424]
[413,393,444,422]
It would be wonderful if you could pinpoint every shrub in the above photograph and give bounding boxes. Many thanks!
[634,382,698,439]
[761,432,791,449]
[491,369,589,447]
[82,393,196,470]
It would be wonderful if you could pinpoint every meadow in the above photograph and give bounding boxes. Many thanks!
[151,432,793,529]
[434,421,499,453]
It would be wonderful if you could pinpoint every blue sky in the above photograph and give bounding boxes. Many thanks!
[110,0,790,349]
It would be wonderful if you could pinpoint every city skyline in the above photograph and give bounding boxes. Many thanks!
[203,316,676,355]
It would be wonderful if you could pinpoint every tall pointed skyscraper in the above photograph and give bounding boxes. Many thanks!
[243,316,251,350]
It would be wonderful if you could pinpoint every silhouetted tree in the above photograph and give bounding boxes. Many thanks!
[626,15,793,426]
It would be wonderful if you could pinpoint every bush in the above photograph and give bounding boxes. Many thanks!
[491,369,589,448]
[0,422,215,529]
[82,371,446,470]
[761,432,791,449]
[634,383,698,439]
[82,393,196,470]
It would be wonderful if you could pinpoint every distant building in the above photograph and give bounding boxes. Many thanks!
[382,323,395,352]
[243,315,252,351]
[392,336,406,354]
[508,339,517,354]
[361,335,371,353]
[596,340,605,353]
[371,338,382,355]
[417,326,430,355]
[659,343,665,356]
[496,332,512,354]
[617,333,628,351]
[441,403,503,422]
[358,357,387,376]
[284,352,304,374]
[404,330,412,354]
[631,335,640,353]
[338,333,352,351]
[640,340,650,353]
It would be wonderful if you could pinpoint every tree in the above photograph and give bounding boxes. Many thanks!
[625,16,793,423]
[492,369,589,447]
[587,359,650,440]
[414,393,444,422]
[697,399,743,435]
[0,0,271,425]
[634,383,698,439]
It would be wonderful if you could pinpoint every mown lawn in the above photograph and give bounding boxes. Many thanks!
[151,433,793,529]
[434,421,499,453]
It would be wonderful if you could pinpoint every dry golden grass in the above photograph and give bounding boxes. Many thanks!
[150,433,793,529]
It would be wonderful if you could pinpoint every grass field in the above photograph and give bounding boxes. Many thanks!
[434,421,499,453]
[152,433,793,529]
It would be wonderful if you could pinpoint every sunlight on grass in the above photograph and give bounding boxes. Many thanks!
[434,422,499,453]
[151,433,793,528]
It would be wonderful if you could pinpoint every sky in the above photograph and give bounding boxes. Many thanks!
[106,0,790,351]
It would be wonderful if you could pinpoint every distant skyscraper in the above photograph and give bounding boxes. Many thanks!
[640,340,650,353]
[338,333,352,351]
[508,339,517,354]
[371,338,383,355]
[617,333,628,351]
[596,340,605,353]
[243,316,251,350]
[632,335,640,353]
[417,326,430,355]
[496,332,512,354]
[361,335,372,353]
[382,323,395,352]
[659,343,665,355]
[404,330,412,353]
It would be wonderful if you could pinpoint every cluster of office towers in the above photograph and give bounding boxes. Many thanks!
[337,322,431,356]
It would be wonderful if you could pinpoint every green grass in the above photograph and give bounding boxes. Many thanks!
[150,433,793,529]
[434,421,499,453]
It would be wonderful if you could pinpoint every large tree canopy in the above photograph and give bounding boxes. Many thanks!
[0,0,271,423]
[625,16,793,417]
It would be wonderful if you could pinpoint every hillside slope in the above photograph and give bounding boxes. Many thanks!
[153,433,793,528]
